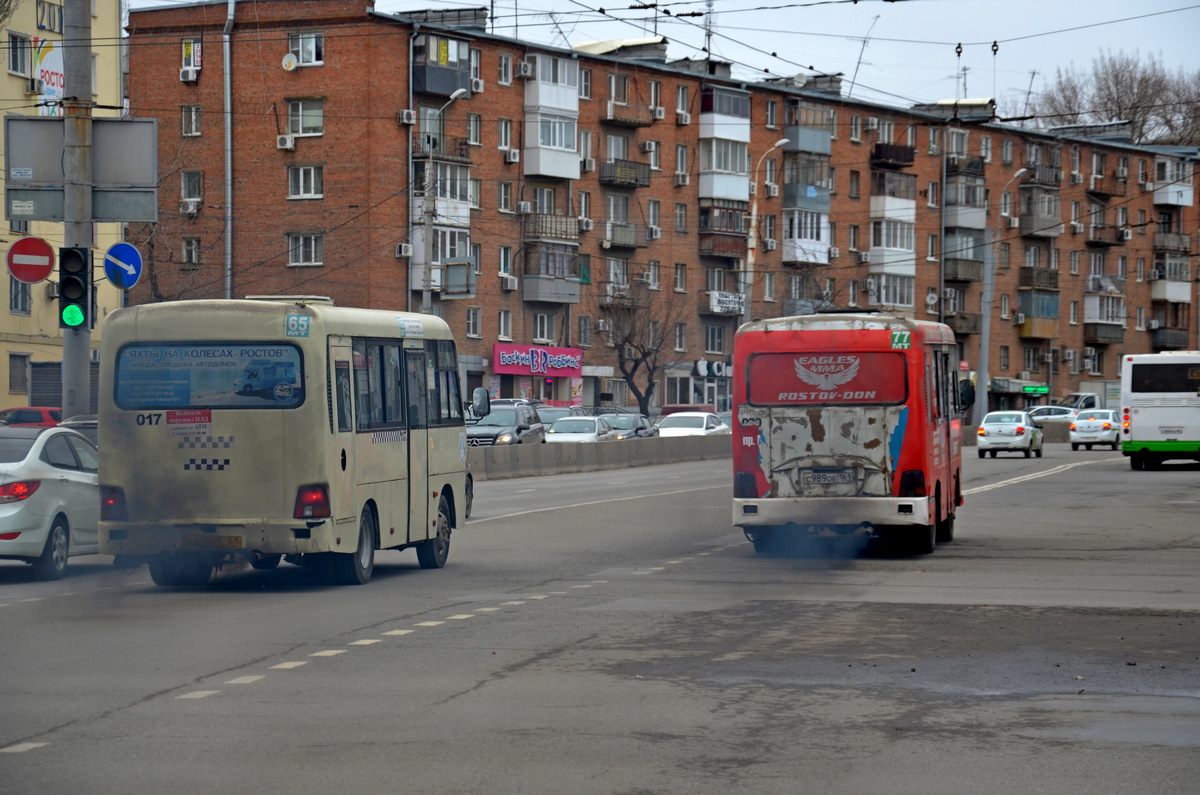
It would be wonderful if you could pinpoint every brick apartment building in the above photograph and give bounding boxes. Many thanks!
[123,0,1198,413]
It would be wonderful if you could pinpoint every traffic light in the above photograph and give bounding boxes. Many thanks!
[58,247,91,329]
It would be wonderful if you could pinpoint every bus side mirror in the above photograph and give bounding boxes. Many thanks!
[959,381,976,412]
[471,387,491,418]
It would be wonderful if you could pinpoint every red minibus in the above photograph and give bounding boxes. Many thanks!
[732,312,973,555]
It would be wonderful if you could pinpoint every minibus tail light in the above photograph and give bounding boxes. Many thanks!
[294,485,331,519]
[898,470,927,498]
[101,487,128,520]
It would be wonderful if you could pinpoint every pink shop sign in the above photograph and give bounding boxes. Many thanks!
[493,344,583,377]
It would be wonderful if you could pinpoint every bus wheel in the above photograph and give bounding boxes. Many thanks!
[747,529,777,555]
[250,554,282,570]
[911,517,936,556]
[333,509,375,585]
[417,497,451,569]
[935,514,955,544]
[1130,453,1144,471]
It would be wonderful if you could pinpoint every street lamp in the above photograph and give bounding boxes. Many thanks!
[974,166,1027,427]
[421,87,469,313]
[743,138,790,324]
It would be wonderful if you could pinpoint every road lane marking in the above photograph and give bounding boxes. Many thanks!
[445,615,473,620]
[571,585,592,589]
[1,743,48,753]
[384,629,415,635]
[311,650,347,657]
[177,691,219,699]
[964,459,1110,495]
[270,661,307,669]
[500,601,525,606]
[415,621,444,627]
[350,639,382,645]
[527,595,548,600]
[476,607,503,612]
[226,676,264,684]
[665,560,683,564]
[591,580,607,583]
[19,598,45,603]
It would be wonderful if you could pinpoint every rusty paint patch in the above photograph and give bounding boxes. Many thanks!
[863,438,881,449]
[807,410,825,443]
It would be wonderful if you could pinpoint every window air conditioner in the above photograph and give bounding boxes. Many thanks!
[516,60,534,78]
[500,275,519,291]
[398,109,417,125]
[1070,221,1084,234]
[864,277,876,293]
[1147,269,1161,281]
[1147,319,1161,330]
[179,68,198,83]
[1045,352,1055,363]
[829,247,840,259]
[766,183,779,198]
[1013,312,1026,324]
[44,281,59,300]
[676,111,691,126]
[25,77,45,94]
[276,134,296,151]
[673,172,690,187]
[748,182,757,197]
[596,318,611,331]
[1019,371,1031,381]
[638,140,655,154]
[1007,216,1020,228]
[857,251,870,264]
[395,242,413,258]
[1116,166,1129,180]
[505,148,521,164]
[516,201,532,214]
[1121,228,1132,241]
[653,106,666,121]
[1063,349,1076,361]
[763,239,777,251]
[581,157,596,172]
[1081,357,1095,372]
[1141,181,1155,191]
[864,117,879,131]
[1070,172,1084,185]
[647,225,662,240]
[179,198,201,215]
[1083,346,1096,357]
[470,77,485,94]
[821,288,833,301]
[577,217,594,232]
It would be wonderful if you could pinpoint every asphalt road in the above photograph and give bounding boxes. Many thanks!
[1,445,1197,794]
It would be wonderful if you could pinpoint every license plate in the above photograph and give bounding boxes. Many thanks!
[181,534,242,550]
[802,469,855,486]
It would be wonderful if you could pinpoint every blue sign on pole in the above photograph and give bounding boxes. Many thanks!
[103,242,143,290]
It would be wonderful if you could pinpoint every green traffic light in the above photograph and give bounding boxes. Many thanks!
[61,305,86,327]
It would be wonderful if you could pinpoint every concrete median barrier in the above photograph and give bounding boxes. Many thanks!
[467,435,732,481]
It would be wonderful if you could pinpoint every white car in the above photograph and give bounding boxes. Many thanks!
[976,411,1044,459]
[545,416,619,443]
[1027,405,1078,425]
[656,412,731,438]
[1070,409,1120,451]
[0,426,101,579]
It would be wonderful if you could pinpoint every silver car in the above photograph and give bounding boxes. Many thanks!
[976,411,1044,459]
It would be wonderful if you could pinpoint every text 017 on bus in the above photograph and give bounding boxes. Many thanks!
[731,312,975,556]
[97,297,490,587]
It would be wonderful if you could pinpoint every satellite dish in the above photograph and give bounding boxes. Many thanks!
[282,53,299,72]
[925,292,939,306]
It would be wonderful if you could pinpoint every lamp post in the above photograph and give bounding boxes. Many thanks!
[974,166,1027,427]
[422,87,469,313]
[743,138,790,324]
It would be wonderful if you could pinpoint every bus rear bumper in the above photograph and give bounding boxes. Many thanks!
[100,520,340,557]
[733,496,932,532]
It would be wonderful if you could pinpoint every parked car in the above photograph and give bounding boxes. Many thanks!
[0,426,101,579]
[600,413,659,440]
[655,404,717,424]
[1027,405,1078,425]
[545,416,620,443]
[976,411,1044,458]
[0,407,63,427]
[465,405,545,446]
[57,414,98,445]
[490,398,544,408]
[656,412,731,437]
[1070,409,1120,451]
[535,406,573,426]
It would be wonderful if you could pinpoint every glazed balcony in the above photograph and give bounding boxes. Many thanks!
[943,258,983,283]
[1015,315,1059,339]
[1019,267,1059,290]
[523,214,579,243]
[598,158,652,187]
[870,143,915,169]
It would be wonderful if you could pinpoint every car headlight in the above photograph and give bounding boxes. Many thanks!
[497,433,514,444]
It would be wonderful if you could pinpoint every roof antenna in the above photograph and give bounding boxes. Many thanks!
[847,15,879,99]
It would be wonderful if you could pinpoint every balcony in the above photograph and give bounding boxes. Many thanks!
[1019,267,1059,290]
[943,258,983,283]
[782,125,832,156]
[598,158,651,187]
[1086,174,1127,198]
[1151,327,1191,350]
[1022,163,1062,186]
[1150,277,1192,303]
[946,155,985,176]
[601,100,654,127]
[1085,224,1124,247]
[1015,315,1058,339]
[1018,213,1064,239]
[600,281,645,309]
[1084,323,1125,345]
[1154,231,1192,253]
[1085,274,1125,294]
[870,143,915,169]
[523,214,579,243]
[698,231,748,259]
[602,221,648,249]
[944,311,981,335]
[781,239,830,267]
[782,182,830,212]
[522,274,580,304]
[781,297,820,316]
[413,135,472,164]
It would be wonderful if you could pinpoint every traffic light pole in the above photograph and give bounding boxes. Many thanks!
[62,0,93,420]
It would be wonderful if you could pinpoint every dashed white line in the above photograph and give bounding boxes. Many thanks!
[19,598,45,603]
[311,650,346,657]
[1,743,48,753]
[445,615,474,621]
[527,595,548,600]
[176,690,219,699]
[964,459,1110,495]
[501,601,525,606]
[571,585,592,589]
[415,621,444,627]
[226,676,264,684]
[475,607,503,612]
[665,560,683,564]
[270,661,307,670]
[383,629,415,635]
[349,639,382,645]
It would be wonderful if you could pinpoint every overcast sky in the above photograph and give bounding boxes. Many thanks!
[369,0,1199,113]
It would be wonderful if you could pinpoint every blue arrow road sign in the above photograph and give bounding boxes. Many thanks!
[104,242,143,290]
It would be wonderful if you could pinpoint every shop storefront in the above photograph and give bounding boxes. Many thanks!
[664,358,734,411]
[490,343,584,407]
[989,377,1049,411]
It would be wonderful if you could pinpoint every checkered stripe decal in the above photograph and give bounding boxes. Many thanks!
[372,430,408,444]
[178,436,234,449]
[184,458,231,471]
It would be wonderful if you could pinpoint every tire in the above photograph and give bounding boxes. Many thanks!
[747,528,777,555]
[1035,445,1043,458]
[148,553,214,587]
[989,450,997,458]
[464,472,474,519]
[1085,444,1093,451]
[416,496,451,569]
[1071,443,1079,451]
[935,514,955,544]
[977,449,985,459]
[910,521,936,555]
[1111,442,1120,451]
[1130,453,1144,471]
[32,518,69,580]
[250,554,282,570]
[332,508,375,585]
[1024,448,1031,458]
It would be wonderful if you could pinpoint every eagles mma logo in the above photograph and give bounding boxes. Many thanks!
[793,356,860,390]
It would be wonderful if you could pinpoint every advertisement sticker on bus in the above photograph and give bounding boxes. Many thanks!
[747,352,907,405]
[115,343,305,410]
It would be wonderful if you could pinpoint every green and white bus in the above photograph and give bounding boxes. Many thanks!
[98,298,488,586]
[1120,351,1200,470]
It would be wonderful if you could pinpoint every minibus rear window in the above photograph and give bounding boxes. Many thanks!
[747,352,907,406]
[114,343,305,410]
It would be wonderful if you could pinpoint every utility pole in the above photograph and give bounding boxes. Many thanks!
[62,0,93,420]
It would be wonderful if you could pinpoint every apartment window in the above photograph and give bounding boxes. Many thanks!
[182,238,201,267]
[847,280,858,307]
[999,242,1010,269]
[879,120,894,144]
[877,274,914,307]
[608,257,629,287]
[498,182,512,211]
[288,32,324,65]
[1051,247,1060,270]
[578,316,592,346]
[1136,257,1145,281]
[287,99,324,136]
[849,115,862,141]
[498,53,512,85]
[928,127,941,155]
[927,181,939,206]
[764,157,777,187]
[647,261,660,289]
[288,164,323,198]
[764,272,775,301]
[498,245,512,274]
[609,73,629,104]
[1136,307,1145,330]
[676,144,687,174]
[1001,191,1011,216]
[704,325,725,354]
[981,135,992,162]
[699,139,748,173]
[498,310,512,341]
[466,113,481,145]
[9,352,30,395]
[1024,245,1041,268]
[181,170,203,200]
[829,110,838,139]
[670,322,685,351]
[766,100,778,128]
[533,313,553,343]
[1001,140,1013,165]
[705,268,725,293]
[9,276,31,315]
[848,170,860,198]
[1118,255,1128,280]
[1000,294,1010,318]
[999,346,1009,371]
[498,118,512,149]
[468,47,481,79]
[649,79,662,111]
[8,32,32,76]
[648,200,661,229]
[465,307,481,338]
[763,214,776,242]
[828,222,837,247]
[578,190,591,219]
[469,178,481,208]
[927,234,938,260]
[580,68,591,99]
[871,220,915,250]
[287,233,323,266]
[647,141,660,170]
[675,203,687,232]
[607,133,628,161]
[674,263,686,292]
[829,166,837,194]
[538,113,576,150]
[182,105,201,137]
[533,186,555,215]
[471,242,482,274]
[676,84,688,113]
[1070,300,1079,325]
[1137,209,1146,234]
[181,38,201,69]
[578,129,593,161]
[1070,250,1079,275]
[848,225,860,250]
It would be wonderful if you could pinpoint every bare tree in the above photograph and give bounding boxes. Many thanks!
[1027,49,1200,144]
[0,0,18,31]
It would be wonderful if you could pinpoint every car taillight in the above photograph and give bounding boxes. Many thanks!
[1069,423,1077,431]
[1015,426,1026,435]
[977,427,986,436]
[0,480,40,503]
[294,485,330,519]
[101,487,128,520]
[1102,422,1111,430]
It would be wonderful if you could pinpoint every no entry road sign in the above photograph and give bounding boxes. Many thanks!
[6,236,55,283]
